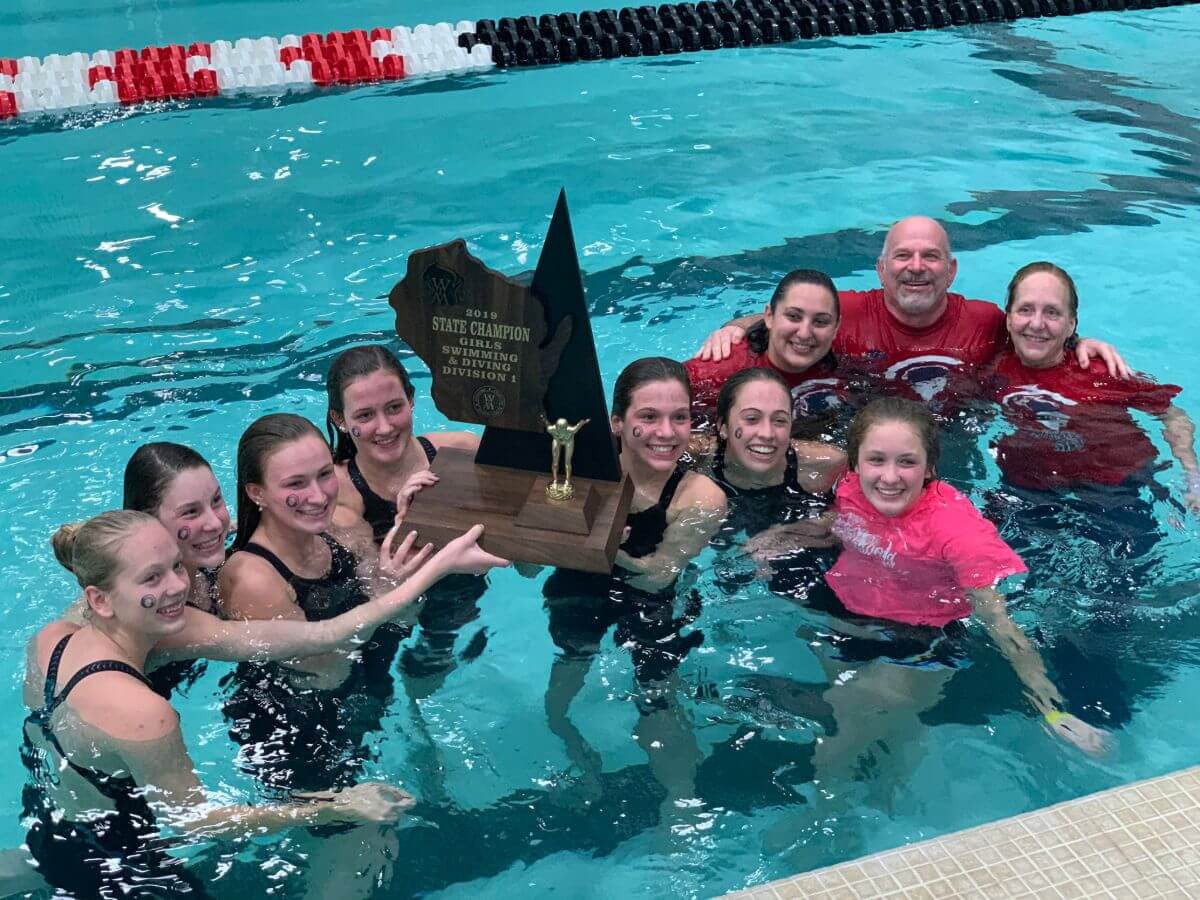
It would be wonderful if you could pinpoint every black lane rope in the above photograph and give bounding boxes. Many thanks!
[458,0,1195,67]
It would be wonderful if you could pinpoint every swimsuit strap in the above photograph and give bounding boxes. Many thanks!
[240,540,300,585]
[50,662,153,717]
[29,633,159,818]
[41,634,152,719]
[658,465,688,509]
[784,447,802,492]
[42,633,73,710]
[416,435,437,463]
[346,456,375,501]
[242,533,348,584]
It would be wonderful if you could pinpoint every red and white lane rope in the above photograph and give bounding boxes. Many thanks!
[0,22,494,121]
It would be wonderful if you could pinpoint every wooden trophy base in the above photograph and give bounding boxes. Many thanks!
[402,447,633,573]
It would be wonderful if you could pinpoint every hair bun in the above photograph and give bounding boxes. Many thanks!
[50,521,84,573]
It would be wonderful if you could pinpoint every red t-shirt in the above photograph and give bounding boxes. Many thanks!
[835,289,1005,405]
[684,341,844,422]
[988,352,1181,489]
[825,473,1027,627]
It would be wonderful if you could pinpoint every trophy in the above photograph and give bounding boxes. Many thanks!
[388,191,632,573]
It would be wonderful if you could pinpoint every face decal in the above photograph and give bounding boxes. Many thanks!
[722,380,793,479]
[286,494,300,508]
[176,526,191,541]
[613,380,692,474]
[140,594,157,609]
[351,426,362,437]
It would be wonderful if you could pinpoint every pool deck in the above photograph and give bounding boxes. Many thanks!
[723,765,1200,899]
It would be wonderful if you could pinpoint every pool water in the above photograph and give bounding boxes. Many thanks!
[4,4,1200,897]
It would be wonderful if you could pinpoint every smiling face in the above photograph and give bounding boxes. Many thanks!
[335,370,415,466]
[855,419,933,518]
[86,521,191,635]
[611,379,692,475]
[763,282,839,374]
[1006,270,1076,370]
[247,435,339,535]
[155,466,230,569]
[721,379,793,479]
[876,217,958,326]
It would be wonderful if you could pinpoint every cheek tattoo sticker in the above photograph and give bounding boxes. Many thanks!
[734,427,744,440]
[351,427,362,438]
[140,594,157,609]
[286,494,300,509]
[177,526,191,541]
[632,427,643,438]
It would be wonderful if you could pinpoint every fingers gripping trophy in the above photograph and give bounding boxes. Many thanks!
[543,416,590,501]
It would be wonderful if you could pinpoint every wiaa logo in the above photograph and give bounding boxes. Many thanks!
[423,264,464,307]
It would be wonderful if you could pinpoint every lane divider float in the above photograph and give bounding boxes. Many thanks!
[2,0,1195,123]
[0,23,492,121]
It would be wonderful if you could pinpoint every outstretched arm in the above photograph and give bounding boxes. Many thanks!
[157,527,504,665]
[119,704,411,838]
[969,588,1108,755]
[1159,404,1200,511]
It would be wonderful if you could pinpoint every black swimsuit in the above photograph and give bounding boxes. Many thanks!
[347,436,490,684]
[348,435,436,543]
[544,464,704,691]
[711,446,836,601]
[221,534,400,794]
[23,633,205,897]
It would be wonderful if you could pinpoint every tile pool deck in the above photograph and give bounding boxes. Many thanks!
[723,765,1200,899]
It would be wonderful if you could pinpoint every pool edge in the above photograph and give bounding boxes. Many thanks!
[723,764,1200,898]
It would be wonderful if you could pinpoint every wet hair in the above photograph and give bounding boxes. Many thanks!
[233,413,327,552]
[1005,261,1080,323]
[52,509,159,590]
[611,357,692,419]
[845,398,940,474]
[123,442,212,515]
[768,269,841,319]
[325,344,415,463]
[715,367,792,431]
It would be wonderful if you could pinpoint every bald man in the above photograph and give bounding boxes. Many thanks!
[694,216,1128,405]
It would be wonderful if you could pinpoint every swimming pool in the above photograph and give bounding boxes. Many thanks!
[3,2,1200,895]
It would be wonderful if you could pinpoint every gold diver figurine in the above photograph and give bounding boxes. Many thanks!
[542,415,590,501]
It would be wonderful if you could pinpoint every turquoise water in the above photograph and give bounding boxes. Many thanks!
[4,4,1200,897]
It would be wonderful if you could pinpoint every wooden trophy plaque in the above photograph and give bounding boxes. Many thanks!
[388,191,632,573]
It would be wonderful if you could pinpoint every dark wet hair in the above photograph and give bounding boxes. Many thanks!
[768,269,841,319]
[1005,261,1080,344]
[326,344,415,463]
[233,413,327,552]
[846,398,940,475]
[52,510,159,590]
[123,442,212,515]
[715,367,792,431]
[611,357,692,419]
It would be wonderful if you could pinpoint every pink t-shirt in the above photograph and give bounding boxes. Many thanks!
[825,474,1027,627]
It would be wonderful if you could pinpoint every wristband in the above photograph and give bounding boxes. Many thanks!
[1044,710,1067,726]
